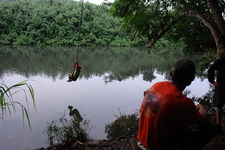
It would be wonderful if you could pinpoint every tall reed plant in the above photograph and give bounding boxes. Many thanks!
[0,80,35,130]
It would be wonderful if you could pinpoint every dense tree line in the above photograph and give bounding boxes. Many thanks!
[0,0,148,46]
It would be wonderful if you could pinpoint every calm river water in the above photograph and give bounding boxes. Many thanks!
[0,46,210,150]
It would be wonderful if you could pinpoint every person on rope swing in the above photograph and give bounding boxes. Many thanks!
[67,60,83,82]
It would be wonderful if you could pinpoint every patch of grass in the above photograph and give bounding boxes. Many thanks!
[44,106,95,145]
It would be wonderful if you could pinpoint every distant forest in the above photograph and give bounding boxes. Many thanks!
[0,0,149,46]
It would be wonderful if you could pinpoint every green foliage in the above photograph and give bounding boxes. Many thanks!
[0,80,35,130]
[192,87,215,114]
[44,106,93,145]
[198,51,217,72]
[110,0,225,53]
[0,0,147,46]
[105,110,139,140]
[169,17,216,54]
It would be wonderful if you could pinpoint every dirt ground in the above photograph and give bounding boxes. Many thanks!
[36,114,225,150]
[201,114,225,150]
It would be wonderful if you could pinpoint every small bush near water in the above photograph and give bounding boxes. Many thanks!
[44,106,94,145]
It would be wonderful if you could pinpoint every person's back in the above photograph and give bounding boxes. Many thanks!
[138,81,200,149]
[137,59,214,150]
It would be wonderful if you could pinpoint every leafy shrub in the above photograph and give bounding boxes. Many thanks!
[44,106,94,145]
[105,111,139,139]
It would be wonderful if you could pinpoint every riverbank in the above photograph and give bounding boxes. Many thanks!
[36,114,225,150]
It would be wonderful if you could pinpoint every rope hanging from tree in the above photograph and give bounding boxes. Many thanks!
[77,0,84,60]
[67,0,84,82]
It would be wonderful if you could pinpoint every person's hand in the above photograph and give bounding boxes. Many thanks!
[143,90,148,96]
[196,104,208,118]
[196,104,205,110]
[196,104,202,111]
[213,82,219,86]
[68,73,72,77]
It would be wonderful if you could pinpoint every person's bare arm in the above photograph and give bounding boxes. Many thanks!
[196,104,209,122]
[213,82,219,86]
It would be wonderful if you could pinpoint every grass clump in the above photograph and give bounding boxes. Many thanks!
[0,80,35,130]
[44,106,94,145]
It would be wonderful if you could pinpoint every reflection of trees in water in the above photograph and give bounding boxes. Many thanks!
[105,111,139,140]
[192,85,219,114]
[103,72,124,83]
[1,46,214,108]
[0,45,186,83]
[141,66,156,82]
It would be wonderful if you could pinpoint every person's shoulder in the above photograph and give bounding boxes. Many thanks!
[214,57,225,66]
[216,57,225,62]
[220,57,225,61]
[153,81,171,87]
[154,81,168,85]
[211,57,225,66]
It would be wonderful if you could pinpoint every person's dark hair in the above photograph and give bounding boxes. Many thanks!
[218,51,225,58]
[171,59,195,84]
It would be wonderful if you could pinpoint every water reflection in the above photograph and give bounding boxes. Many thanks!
[0,46,211,150]
[0,46,186,82]
[105,111,139,140]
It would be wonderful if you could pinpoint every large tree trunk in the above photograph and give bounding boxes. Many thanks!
[146,10,225,55]
[185,7,225,55]
[207,0,225,35]
[207,0,225,55]
[146,0,225,55]
[216,35,225,55]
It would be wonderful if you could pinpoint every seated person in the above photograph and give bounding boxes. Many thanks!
[137,59,215,150]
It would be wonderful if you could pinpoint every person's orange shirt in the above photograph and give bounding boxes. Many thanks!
[137,81,201,149]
